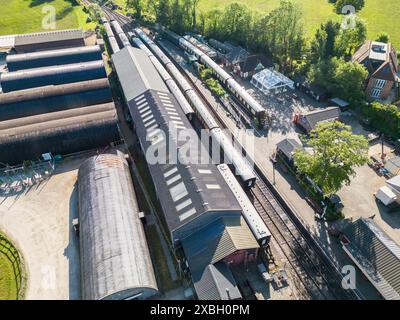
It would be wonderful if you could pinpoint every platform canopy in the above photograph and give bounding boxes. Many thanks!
[250,68,294,93]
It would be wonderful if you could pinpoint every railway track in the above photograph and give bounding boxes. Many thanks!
[101,7,360,301]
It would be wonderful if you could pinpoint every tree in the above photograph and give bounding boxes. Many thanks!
[307,57,339,91]
[310,20,341,63]
[335,0,365,13]
[363,102,400,139]
[335,17,367,57]
[126,0,143,18]
[219,3,252,46]
[264,0,305,71]
[294,121,369,196]
[375,32,390,43]
[331,58,368,105]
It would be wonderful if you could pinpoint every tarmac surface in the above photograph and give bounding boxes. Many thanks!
[0,157,84,299]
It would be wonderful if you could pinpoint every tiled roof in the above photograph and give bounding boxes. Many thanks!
[352,40,398,82]
[342,218,400,300]
[298,107,340,132]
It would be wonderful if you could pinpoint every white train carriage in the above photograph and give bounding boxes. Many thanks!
[217,164,271,246]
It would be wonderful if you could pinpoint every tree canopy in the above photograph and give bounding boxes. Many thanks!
[294,121,369,196]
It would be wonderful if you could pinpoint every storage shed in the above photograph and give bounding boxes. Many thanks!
[0,60,106,93]
[14,29,84,53]
[294,107,341,133]
[0,103,119,165]
[6,45,102,71]
[78,151,158,300]
[0,79,112,121]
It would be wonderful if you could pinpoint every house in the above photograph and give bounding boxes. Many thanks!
[352,40,399,101]
[293,107,341,133]
[223,46,250,69]
[236,55,274,79]
[341,218,400,300]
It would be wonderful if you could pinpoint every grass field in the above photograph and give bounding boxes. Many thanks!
[197,0,400,48]
[0,252,17,300]
[0,233,19,300]
[0,0,96,36]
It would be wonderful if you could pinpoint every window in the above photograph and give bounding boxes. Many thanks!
[375,79,386,89]
[371,88,381,98]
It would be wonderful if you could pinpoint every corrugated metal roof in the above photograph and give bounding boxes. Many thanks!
[112,47,167,101]
[6,45,102,71]
[14,29,83,46]
[342,218,400,300]
[182,216,257,300]
[181,216,259,275]
[78,151,158,300]
[193,262,242,300]
[113,46,242,241]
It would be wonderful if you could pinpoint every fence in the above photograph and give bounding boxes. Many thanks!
[0,233,27,300]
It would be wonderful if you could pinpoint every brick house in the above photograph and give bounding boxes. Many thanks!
[352,40,399,101]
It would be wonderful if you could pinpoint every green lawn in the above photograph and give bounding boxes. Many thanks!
[0,252,17,300]
[0,0,96,36]
[197,0,400,48]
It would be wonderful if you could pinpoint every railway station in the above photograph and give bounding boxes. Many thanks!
[1,1,399,304]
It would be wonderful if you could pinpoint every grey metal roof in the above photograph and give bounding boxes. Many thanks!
[112,47,167,101]
[14,29,83,46]
[298,107,340,132]
[181,216,257,300]
[0,60,106,92]
[78,150,158,300]
[276,138,303,161]
[181,216,259,275]
[342,218,400,300]
[193,262,242,300]
[225,46,250,64]
[113,47,242,241]
[0,78,110,105]
[6,45,102,71]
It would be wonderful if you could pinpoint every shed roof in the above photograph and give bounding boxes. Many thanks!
[385,156,400,175]
[181,216,259,276]
[276,138,303,161]
[112,46,167,101]
[342,218,400,300]
[298,107,340,132]
[14,29,83,46]
[239,55,273,73]
[112,47,242,240]
[78,150,158,300]
[193,262,242,300]
[225,46,250,64]
[387,175,400,193]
